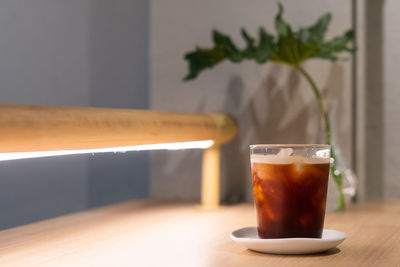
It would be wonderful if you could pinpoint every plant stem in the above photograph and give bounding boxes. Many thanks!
[294,64,345,210]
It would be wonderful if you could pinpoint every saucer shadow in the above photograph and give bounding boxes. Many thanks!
[245,247,341,257]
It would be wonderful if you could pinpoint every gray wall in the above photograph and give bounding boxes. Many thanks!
[150,0,353,210]
[384,0,400,198]
[358,0,400,200]
[0,0,149,229]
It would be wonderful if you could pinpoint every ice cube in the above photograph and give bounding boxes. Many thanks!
[277,148,294,157]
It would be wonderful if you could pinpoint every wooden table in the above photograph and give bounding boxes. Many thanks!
[1,199,399,266]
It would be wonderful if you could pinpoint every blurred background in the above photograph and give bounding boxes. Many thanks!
[0,0,397,229]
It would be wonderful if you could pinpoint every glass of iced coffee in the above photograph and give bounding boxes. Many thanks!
[250,144,331,239]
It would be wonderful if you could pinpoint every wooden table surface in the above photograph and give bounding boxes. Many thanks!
[1,199,400,267]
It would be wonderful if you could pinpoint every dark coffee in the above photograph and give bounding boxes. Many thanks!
[251,157,329,239]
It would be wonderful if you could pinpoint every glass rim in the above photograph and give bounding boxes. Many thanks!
[249,144,331,149]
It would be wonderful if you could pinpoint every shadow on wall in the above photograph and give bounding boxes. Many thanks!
[150,99,206,200]
[221,63,346,203]
[152,63,346,204]
[221,65,312,203]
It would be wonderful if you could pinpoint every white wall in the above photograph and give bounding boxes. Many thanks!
[150,0,353,206]
[384,0,400,198]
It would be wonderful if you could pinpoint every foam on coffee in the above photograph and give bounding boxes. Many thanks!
[251,148,329,164]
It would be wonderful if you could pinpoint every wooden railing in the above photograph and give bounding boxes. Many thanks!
[0,104,237,208]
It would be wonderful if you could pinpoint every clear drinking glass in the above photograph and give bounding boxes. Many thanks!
[250,144,331,238]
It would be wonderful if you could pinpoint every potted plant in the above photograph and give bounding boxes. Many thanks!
[183,3,355,210]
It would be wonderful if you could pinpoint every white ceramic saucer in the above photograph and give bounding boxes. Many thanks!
[230,227,346,255]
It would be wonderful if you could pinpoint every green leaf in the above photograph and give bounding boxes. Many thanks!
[271,35,300,64]
[213,30,242,62]
[299,13,332,44]
[183,3,355,80]
[241,28,256,59]
[255,27,275,63]
[275,2,291,38]
[183,46,226,80]
[313,29,355,61]
[241,28,255,46]
[328,29,354,51]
